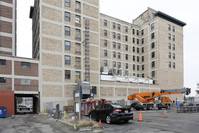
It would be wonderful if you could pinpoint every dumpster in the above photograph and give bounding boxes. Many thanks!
[0,106,7,118]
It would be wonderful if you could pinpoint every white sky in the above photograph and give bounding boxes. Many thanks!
[17,0,199,96]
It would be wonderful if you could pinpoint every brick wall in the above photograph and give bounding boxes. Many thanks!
[0,5,12,19]
[0,36,12,48]
[14,61,38,77]
[0,60,12,74]
[14,79,38,91]
[0,20,12,34]
[0,0,13,4]
[0,78,12,91]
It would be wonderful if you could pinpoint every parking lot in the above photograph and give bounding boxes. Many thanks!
[101,109,199,133]
[0,109,199,133]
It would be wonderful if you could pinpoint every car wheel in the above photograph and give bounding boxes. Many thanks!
[123,120,129,123]
[106,115,112,124]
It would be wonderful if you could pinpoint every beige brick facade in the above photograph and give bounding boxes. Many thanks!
[30,0,186,111]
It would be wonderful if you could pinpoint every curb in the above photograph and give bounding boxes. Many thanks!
[59,120,77,130]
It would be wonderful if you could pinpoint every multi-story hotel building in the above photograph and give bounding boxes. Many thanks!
[29,0,186,111]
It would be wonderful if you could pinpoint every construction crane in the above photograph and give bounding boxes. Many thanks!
[128,88,191,110]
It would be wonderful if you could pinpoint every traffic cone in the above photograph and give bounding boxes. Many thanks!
[163,109,168,118]
[99,119,102,128]
[138,111,143,121]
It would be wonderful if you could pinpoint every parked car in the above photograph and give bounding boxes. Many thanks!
[89,103,133,124]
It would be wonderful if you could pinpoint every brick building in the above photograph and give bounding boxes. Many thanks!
[29,0,186,111]
[0,0,39,115]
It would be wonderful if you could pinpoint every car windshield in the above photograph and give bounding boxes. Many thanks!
[111,104,127,108]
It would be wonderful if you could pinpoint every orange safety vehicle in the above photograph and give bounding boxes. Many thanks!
[128,88,191,110]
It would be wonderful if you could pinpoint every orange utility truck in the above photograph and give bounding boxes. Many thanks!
[128,88,191,110]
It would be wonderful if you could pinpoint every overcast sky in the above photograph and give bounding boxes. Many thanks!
[17,0,199,96]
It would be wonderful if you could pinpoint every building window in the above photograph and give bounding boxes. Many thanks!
[137,30,139,36]
[151,32,155,39]
[104,50,107,57]
[65,40,70,50]
[142,38,144,44]
[141,29,144,35]
[132,29,135,34]
[137,65,139,71]
[126,63,128,69]
[113,51,116,58]
[133,55,135,61]
[0,77,6,83]
[65,26,70,36]
[92,86,97,94]
[65,0,70,7]
[125,54,128,60]
[173,44,175,50]
[65,55,71,65]
[75,1,81,10]
[133,38,135,43]
[151,23,154,30]
[65,70,71,79]
[75,71,81,80]
[151,42,155,49]
[137,74,140,77]
[0,59,6,65]
[113,42,116,48]
[172,26,175,32]
[75,57,81,66]
[104,40,107,47]
[113,61,116,68]
[125,45,128,51]
[75,29,81,38]
[104,30,107,36]
[152,71,155,77]
[117,24,120,30]
[173,62,175,69]
[117,43,121,49]
[133,73,135,76]
[117,33,120,40]
[137,48,139,53]
[21,62,31,68]
[168,34,171,40]
[172,35,175,41]
[75,15,81,24]
[113,22,115,29]
[137,39,139,44]
[65,12,70,21]
[125,26,128,32]
[133,64,135,70]
[169,52,171,58]
[142,47,144,53]
[133,47,135,52]
[168,43,171,49]
[104,19,107,26]
[152,61,155,68]
[173,53,175,59]
[169,61,171,68]
[142,65,144,70]
[137,56,139,62]
[142,56,144,62]
[104,60,108,66]
[118,62,121,68]
[151,52,155,58]
[168,24,171,30]
[113,32,116,38]
[142,74,144,78]
[125,36,128,42]
[118,52,121,59]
